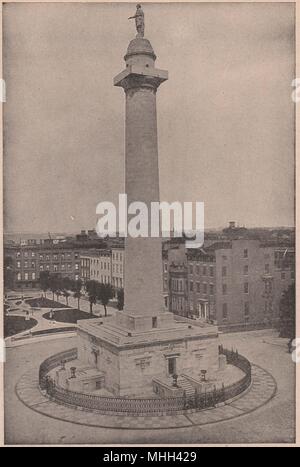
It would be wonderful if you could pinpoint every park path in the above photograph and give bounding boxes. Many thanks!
[5,290,117,347]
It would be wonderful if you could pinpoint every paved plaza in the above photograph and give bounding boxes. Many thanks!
[4,328,295,445]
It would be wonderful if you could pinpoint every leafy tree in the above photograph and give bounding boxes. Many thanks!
[117,288,124,311]
[49,275,58,301]
[85,280,99,315]
[72,278,83,310]
[61,277,72,306]
[4,256,14,290]
[62,290,70,306]
[278,284,295,338]
[97,283,114,317]
[40,271,50,298]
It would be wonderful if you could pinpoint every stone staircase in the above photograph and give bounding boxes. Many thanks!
[177,375,195,397]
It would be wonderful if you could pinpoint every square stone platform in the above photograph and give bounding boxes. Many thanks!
[77,311,219,397]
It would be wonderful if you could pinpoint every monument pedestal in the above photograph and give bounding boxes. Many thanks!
[77,316,219,397]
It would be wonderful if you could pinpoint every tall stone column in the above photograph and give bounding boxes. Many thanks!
[114,37,168,324]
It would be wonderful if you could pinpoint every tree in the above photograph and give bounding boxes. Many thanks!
[97,283,114,317]
[4,256,14,290]
[49,275,58,301]
[72,279,83,310]
[40,271,50,298]
[117,288,124,311]
[85,280,98,315]
[278,284,295,338]
[61,277,72,306]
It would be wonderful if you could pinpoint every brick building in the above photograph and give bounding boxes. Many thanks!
[4,238,106,290]
[167,239,295,329]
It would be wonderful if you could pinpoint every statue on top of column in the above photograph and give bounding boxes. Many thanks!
[128,4,145,38]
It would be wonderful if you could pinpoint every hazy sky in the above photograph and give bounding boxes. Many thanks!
[3,2,295,233]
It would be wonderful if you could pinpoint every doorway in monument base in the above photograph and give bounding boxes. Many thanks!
[168,357,177,376]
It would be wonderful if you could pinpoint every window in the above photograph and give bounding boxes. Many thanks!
[203,283,207,294]
[17,261,21,268]
[152,317,157,328]
[40,265,44,271]
[244,302,249,316]
[222,303,228,319]
[243,265,248,275]
[209,284,214,295]
[190,281,194,292]
[24,272,28,280]
[24,252,28,258]
[222,284,227,295]
[40,255,43,260]
[203,265,207,276]
[53,264,58,272]
[244,282,249,294]
[189,264,193,274]
[46,255,50,261]
[75,263,79,270]
[196,282,200,293]
[75,274,79,281]
[31,262,35,268]
[17,272,21,281]
[31,252,35,258]
[53,254,58,260]
[222,255,227,260]
[16,252,21,257]
[209,266,214,277]
[61,264,65,270]
[196,265,200,275]
[265,264,270,273]
[222,266,227,277]
[75,253,79,259]
[32,272,36,280]
[164,263,168,273]
[281,272,286,280]
[24,261,28,268]
[244,249,248,258]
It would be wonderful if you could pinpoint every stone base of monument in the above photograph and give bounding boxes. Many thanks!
[75,311,222,397]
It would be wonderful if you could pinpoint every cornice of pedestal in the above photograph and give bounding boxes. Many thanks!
[114,65,168,93]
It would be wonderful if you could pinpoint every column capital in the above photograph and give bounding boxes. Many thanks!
[114,65,168,92]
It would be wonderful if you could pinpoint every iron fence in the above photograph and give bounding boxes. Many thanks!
[39,346,251,415]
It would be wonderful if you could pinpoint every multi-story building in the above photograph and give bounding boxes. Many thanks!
[167,238,295,329]
[80,255,91,282]
[4,237,107,290]
[90,250,112,284]
[111,247,124,289]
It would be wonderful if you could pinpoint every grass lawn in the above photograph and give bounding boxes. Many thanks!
[4,316,38,337]
[25,297,67,309]
[43,309,96,324]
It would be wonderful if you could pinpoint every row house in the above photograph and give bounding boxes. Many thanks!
[5,244,84,290]
[167,239,295,329]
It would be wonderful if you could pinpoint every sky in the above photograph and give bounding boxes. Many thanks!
[3,2,295,234]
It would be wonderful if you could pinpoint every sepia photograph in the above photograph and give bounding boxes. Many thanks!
[1,1,297,446]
